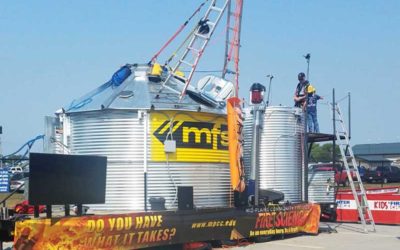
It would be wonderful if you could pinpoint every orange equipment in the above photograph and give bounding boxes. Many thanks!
[227,97,245,192]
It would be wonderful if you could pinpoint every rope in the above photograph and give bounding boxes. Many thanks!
[149,0,210,64]
[67,81,112,111]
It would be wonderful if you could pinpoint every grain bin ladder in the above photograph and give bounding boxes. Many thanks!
[161,0,230,100]
[331,102,376,232]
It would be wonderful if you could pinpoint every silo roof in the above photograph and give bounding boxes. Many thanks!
[62,64,226,115]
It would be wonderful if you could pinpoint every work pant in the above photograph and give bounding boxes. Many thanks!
[307,111,319,133]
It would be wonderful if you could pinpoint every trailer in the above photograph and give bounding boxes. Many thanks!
[11,204,320,249]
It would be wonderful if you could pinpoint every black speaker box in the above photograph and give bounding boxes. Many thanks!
[178,186,193,210]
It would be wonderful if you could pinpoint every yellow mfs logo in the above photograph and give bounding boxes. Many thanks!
[150,111,229,163]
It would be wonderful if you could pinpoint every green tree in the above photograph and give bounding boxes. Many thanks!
[310,143,340,163]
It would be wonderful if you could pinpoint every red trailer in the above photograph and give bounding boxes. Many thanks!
[336,187,400,224]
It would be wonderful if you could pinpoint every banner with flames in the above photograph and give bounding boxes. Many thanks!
[14,203,320,249]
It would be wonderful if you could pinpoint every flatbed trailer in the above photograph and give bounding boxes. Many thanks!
[5,203,320,249]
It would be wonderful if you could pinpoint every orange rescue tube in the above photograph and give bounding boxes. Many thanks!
[227,97,246,192]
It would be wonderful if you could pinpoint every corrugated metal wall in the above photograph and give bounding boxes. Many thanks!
[259,106,304,203]
[147,111,232,209]
[242,108,254,181]
[67,109,232,211]
[44,116,67,154]
[308,170,335,203]
[146,162,231,209]
[68,110,145,211]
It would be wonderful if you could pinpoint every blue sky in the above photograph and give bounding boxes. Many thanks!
[1,0,399,155]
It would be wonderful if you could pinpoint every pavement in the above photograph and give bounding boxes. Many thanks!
[226,222,400,250]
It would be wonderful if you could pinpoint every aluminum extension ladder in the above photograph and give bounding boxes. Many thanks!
[332,103,376,232]
[161,0,230,100]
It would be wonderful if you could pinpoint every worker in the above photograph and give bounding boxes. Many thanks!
[293,72,310,108]
[306,85,323,133]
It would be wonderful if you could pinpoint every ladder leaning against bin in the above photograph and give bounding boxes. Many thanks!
[160,0,230,100]
[331,102,376,232]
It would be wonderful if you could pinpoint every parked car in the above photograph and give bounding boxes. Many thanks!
[309,163,356,186]
[9,166,23,174]
[364,166,400,184]
[9,172,29,192]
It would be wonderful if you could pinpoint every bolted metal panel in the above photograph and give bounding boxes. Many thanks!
[147,111,232,208]
[308,170,335,203]
[68,110,145,211]
[147,162,232,209]
[67,109,232,210]
[259,106,304,202]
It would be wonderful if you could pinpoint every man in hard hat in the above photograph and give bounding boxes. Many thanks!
[306,85,323,133]
[293,72,310,108]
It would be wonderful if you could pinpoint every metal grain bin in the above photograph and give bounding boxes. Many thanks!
[148,110,231,209]
[52,65,233,211]
[68,110,146,211]
[259,106,304,202]
[308,170,335,203]
[242,108,254,181]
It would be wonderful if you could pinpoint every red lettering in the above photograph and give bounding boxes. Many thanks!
[375,201,389,209]
[255,215,263,229]
[275,212,283,227]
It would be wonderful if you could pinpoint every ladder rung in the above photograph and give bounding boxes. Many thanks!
[228,26,237,32]
[194,32,210,40]
[230,11,240,17]
[225,40,240,47]
[179,60,194,67]
[172,73,187,82]
[210,6,224,12]
[207,21,216,27]
[187,47,201,53]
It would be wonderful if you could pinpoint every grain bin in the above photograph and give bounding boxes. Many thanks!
[47,64,233,211]
[258,106,304,202]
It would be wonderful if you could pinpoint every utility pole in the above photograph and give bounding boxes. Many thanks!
[332,89,336,167]
[266,74,274,106]
[302,53,310,202]
[348,92,351,140]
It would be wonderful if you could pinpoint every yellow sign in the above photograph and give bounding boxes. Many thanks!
[150,111,229,162]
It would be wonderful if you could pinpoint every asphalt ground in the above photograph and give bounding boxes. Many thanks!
[224,222,400,250]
